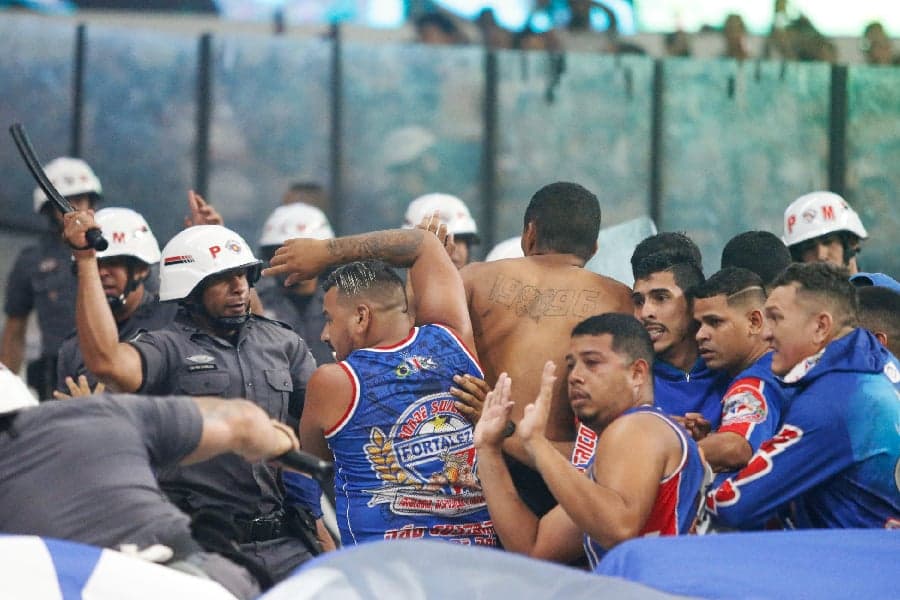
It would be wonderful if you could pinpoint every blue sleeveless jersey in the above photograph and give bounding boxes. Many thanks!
[325,325,497,546]
[583,405,706,568]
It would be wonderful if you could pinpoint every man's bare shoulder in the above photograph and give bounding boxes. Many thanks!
[308,363,353,396]
[597,410,680,455]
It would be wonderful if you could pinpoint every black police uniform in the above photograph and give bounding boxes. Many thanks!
[4,233,77,399]
[128,309,318,585]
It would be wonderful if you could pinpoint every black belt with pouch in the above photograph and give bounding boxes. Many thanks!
[234,511,285,543]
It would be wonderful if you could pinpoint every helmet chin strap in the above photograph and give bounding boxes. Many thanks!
[106,262,146,313]
[840,234,858,264]
[185,298,251,332]
[184,265,260,332]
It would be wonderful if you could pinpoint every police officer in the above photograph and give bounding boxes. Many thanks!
[63,214,319,587]
[1,157,102,400]
[782,191,868,275]
[55,207,177,395]
[402,193,480,269]
[256,202,339,549]
[257,202,335,368]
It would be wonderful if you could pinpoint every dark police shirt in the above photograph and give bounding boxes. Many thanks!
[4,233,78,356]
[257,280,333,368]
[129,309,316,516]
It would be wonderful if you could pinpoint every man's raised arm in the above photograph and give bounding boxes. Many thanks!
[64,211,144,392]
[263,228,474,351]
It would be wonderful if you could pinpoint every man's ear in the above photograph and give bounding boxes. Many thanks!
[747,308,764,336]
[354,303,371,333]
[811,311,834,346]
[521,222,537,256]
[133,264,151,282]
[874,331,889,349]
[630,358,651,388]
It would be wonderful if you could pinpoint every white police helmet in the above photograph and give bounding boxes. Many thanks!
[259,203,335,248]
[159,225,261,302]
[94,208,161,266]
[403,193,479,241]
[33,157,103,213]
[485,236,524,261]
[0,363,37,414]
[782,191,868,248]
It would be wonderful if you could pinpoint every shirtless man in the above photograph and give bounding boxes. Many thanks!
[459,182,632,513]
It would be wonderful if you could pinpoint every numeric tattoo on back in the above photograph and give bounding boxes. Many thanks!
[487,274,603,322]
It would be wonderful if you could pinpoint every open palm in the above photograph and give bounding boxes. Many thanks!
[474,373,513,449]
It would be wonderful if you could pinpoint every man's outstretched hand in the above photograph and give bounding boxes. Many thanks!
[473,373,514,450]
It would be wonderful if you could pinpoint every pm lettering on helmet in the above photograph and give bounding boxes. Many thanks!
[112,231,126,244]
[821,204,835,221]
[209,245,221,259]
[787,214,796,234]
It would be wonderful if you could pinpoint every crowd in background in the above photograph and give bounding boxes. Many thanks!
[412,1,898,65]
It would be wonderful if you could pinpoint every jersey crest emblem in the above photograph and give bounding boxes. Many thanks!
[722,378,768,426]
[363,392,487,517]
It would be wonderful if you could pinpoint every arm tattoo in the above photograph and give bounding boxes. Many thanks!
[326,229,424,267]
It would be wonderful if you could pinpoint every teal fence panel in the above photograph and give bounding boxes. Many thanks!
[211,34,331,247]
[81,25,197,246]
[340,42,485,240]
[0,15,74,231]
[494,51,653,246]
[659,59,831,273]
[846,65,900,276]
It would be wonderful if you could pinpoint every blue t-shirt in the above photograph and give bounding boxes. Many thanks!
[325,324,496,547]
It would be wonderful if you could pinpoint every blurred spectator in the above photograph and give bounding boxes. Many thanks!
[764,0,794,59]
[476,8,512,49]
[282,182,328,212]
[786,16,836,62]
[862,22,898,65]
[514,25,560,52]
[665,30,692,57]
[723,13,750,60]
[415,12,466,45]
